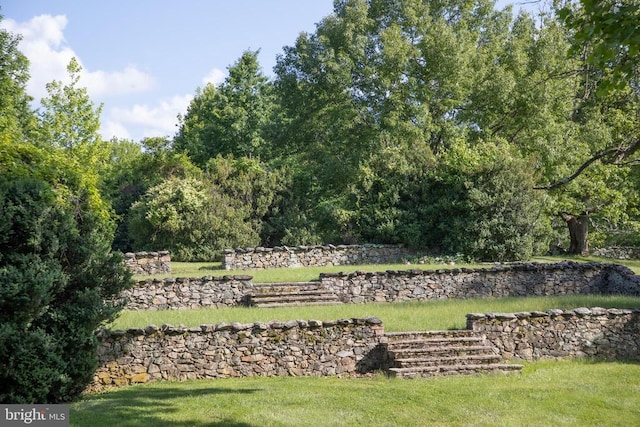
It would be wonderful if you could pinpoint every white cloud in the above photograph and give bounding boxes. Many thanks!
[100,120,132,141]
[2,15,74,100]
[104,94,193,141]
[202,68,226,86]
[1,15,154,101]
[2,14,192,143]
[83,66,155,98]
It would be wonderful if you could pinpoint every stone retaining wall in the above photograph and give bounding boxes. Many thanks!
[467,308,640,360]
[91,317,385,391]
[123,275,253,310]
[122,262,640,310]
[124,251,171,275]
[319,261,640,304]
[222,244,414,270]
[91,307,640,391]
[592,246,640,260]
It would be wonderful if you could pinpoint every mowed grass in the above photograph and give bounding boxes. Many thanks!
[109,294,640,332]
[137,255,640,282]
[134,261,472,282]
[72,359,640,426]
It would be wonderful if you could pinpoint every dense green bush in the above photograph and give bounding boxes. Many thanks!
[127,169,266,261]
[417,142,550,261]
[0,142,131,403]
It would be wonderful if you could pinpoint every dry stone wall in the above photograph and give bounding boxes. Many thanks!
[467,308,640,361]
[222,244,414,270]
[592,246,640,260]
[123,275,253,310]
[124,251,171,275]
[91,307,640,391]
[319,261,640,304]
[121,262,640,311]
[91,317,385,391]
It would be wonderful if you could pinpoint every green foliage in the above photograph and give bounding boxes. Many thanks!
[270,0,560,252]
[0,17,36,143]
[38,58,108,169]
[174,50,275,165]
[558,0,640,94]
[49,1,637,259]
[0,142,131,403]
[127,156,281,261]
[348,138,436,245]
[128,176,214,260]
[419,142,549,261]
[100,138,201,252]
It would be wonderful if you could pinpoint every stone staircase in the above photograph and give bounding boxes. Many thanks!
[384,330,523,378]
[246,282,342,308]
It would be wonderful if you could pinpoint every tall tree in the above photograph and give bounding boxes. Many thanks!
[174,50,274,165]
[0,15,36,143]
[548,1,640,252]
[558,0,640,94]
[461,9,639,254]
[273,0,512,244]
[38,57,107,168]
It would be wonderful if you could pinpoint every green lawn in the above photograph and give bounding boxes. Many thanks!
[137,255,640,282]
[72,359,640,426]
[109,294,640,331]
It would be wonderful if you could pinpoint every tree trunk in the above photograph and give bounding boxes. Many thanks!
[565,213,589,255]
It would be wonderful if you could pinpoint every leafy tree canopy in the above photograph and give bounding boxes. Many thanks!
[0,15,36,143]
[174,50,275,165]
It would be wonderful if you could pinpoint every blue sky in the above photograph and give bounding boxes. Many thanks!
[2,0,536,142]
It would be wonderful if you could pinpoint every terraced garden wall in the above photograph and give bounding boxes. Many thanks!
[319,261,640,302]
[91,317,385,391]
[124,275,253,310]
[91,308,640,390]
[124,251,171,275]
[222,244,414,270]
[122,262,640,310]
[468,307,640,360]
[592,246,640,260]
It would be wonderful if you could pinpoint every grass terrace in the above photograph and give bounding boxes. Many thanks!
[137,255,640,282]
[109,295,640,331]
[78,256,640,426]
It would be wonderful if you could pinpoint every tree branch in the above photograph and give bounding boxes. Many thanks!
[534,146,621,190]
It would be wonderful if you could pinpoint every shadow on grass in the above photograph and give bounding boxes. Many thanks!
[73,385,259,427]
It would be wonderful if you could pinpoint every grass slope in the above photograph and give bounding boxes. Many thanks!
[73,360,640,426]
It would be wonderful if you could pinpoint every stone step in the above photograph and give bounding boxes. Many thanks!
[392,354,502,368]
[383,329,521,379]
[250,282,325,294]
[388,363,523,379]
[251,289,336,298]
[249,294,341,304]
[388,345,493,359]
[252,300,344,308]
[384,330,477,342]
[247,281,342,308]
[387,336,485,349]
